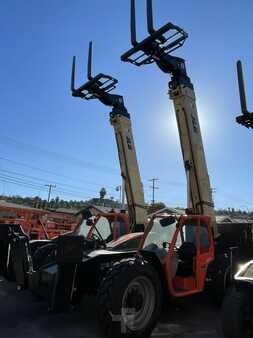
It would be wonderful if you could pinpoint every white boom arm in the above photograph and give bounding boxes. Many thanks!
[120,0,217,236]
[71,41,147,230]
[110,112,146,229]
[169,83,217,235]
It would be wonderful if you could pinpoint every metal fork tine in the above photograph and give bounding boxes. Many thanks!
[71,56,76,91]
[87,41,93,80]
[131,0,137,46]
[237,60,248,114]
[147,0,155,34]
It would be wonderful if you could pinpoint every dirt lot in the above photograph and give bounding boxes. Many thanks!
[0,276,223,338]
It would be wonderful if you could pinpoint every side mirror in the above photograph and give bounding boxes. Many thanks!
[160,216,176,227]
[86,219,94,226]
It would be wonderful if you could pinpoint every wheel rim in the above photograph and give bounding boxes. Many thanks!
[121,275,156,331]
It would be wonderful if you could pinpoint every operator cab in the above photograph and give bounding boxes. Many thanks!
[75,213,130,244]
[143,217,179,275]
[141,213,214,297]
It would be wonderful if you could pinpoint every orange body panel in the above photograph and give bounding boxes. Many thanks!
[0,205,78,239]
[173,276,196,291]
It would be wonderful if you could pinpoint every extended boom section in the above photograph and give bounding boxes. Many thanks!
[170,83,215,220]
[110,112,146,228]
[121,0,216,234]
[71,42,146,230]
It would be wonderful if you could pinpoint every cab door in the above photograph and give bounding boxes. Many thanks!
[165,215,214,297]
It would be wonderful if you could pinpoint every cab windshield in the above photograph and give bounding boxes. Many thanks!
[143,218,178,250]
[76,215,113,242]
[94,216,112,241]
[76,217,95,237]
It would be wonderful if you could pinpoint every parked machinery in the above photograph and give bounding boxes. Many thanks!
[0,204,78,239]
[96,2,253,337]
[0,206,78,282]
[0,206,136,290]
[221,61,253,338]
[6,42,149,309]
[21,0,253,327]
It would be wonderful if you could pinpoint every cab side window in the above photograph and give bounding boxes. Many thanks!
[113,219,128,237]
[95,217,112,241]
[199,226,209,250]
[184,224,209,250]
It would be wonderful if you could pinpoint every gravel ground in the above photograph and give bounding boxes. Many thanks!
[0,276,223,338]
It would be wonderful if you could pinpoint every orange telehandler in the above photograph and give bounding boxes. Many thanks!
[96,2,253,337]
[3,2,252,331]
[15,0,252,325]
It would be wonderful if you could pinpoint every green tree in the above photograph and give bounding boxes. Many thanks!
[99,187,107,199]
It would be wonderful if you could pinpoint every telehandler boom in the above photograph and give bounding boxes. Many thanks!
[71,41,147,230]
[121,0,216,235]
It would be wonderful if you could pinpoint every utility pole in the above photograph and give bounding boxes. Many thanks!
[45,184,56,203]
[116,178,126,209]
[149,178,159,205]
[121,179,125,209]
[116,185,122,203]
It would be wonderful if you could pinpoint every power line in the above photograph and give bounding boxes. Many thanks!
[0,134,118,175]
[0,174,46,190]
[0,177,47,193]
[0,157,119,191]
[0,168,108,195]
[0,174,93,200]
[0,170,121,201]
[0,177,94,200]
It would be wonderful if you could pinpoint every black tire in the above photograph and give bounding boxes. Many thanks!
[32,243,57,270]
[222,288,253,338]
[97,258,162,338]
[207,269,229,306]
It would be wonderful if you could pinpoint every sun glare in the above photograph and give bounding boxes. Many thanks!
[154,97,219,152]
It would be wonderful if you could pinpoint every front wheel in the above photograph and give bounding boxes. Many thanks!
[97,258,162,338]
[222,288,253,338]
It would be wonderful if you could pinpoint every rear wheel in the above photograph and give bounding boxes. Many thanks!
[222,288,253,338]
[97,258,162,338]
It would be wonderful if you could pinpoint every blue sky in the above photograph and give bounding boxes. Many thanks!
[0,0,252,209]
